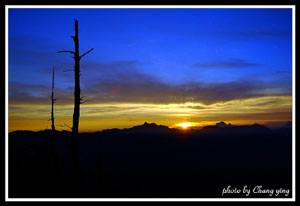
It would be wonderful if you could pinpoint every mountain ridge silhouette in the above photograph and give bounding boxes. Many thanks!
[9,121,292,135]
[8,120,292,198]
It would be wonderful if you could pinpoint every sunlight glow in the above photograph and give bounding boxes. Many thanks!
[8,95,292,132]
[177,122,192,129]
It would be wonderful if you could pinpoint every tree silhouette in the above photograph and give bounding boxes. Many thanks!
[51,67,56,133]
[48,66,56,159]
[58,19,94,181]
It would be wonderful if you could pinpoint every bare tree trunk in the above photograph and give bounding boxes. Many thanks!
[72,20,80,180]
[50,67,56,158]
[51,67,56,132]
[58,19,94,186]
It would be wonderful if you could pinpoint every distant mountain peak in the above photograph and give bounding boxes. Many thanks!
[202,122,270,134]
[127,122,172,134]
[252,123,261,126]
[281,121,292,129]
[216,121,234,128]
[251,123,267,128]
[143,122,157,126]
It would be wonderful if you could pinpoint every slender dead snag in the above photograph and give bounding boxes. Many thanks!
[51,67,56,132]
[48,67,56,159]
[58,19,94,181]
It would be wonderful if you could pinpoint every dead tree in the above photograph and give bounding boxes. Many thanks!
[58,19,94,180]
[51,67,56,132]
[47,66,56,159]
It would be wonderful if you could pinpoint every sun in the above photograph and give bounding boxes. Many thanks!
[177,122,192,129]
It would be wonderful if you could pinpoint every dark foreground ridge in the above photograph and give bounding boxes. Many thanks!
[9,122,292,198]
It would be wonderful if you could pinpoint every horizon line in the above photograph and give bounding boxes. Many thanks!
[8,120,292,133]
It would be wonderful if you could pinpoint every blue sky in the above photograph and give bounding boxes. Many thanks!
[8,8,293,131]
[9,8,292,86]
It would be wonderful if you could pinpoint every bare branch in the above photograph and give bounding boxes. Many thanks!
[63,69,74,72]
[57,50,75,54]
[64,123,73,130]
[80,100,90,104]
[79,96,90,104]
[80,48,94,59]
[56,124,72,131]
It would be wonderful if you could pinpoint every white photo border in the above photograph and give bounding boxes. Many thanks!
[5,4,296,202]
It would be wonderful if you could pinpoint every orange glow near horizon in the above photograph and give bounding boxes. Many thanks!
[8,95,292,132]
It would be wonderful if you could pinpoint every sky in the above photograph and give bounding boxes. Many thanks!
[8,7,293,132]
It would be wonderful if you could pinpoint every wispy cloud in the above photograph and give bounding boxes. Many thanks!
[9,58,291,106]
[238,30,292,38]
[193,58,264,69]
[187,29,292,41]
[9,82,73,105]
